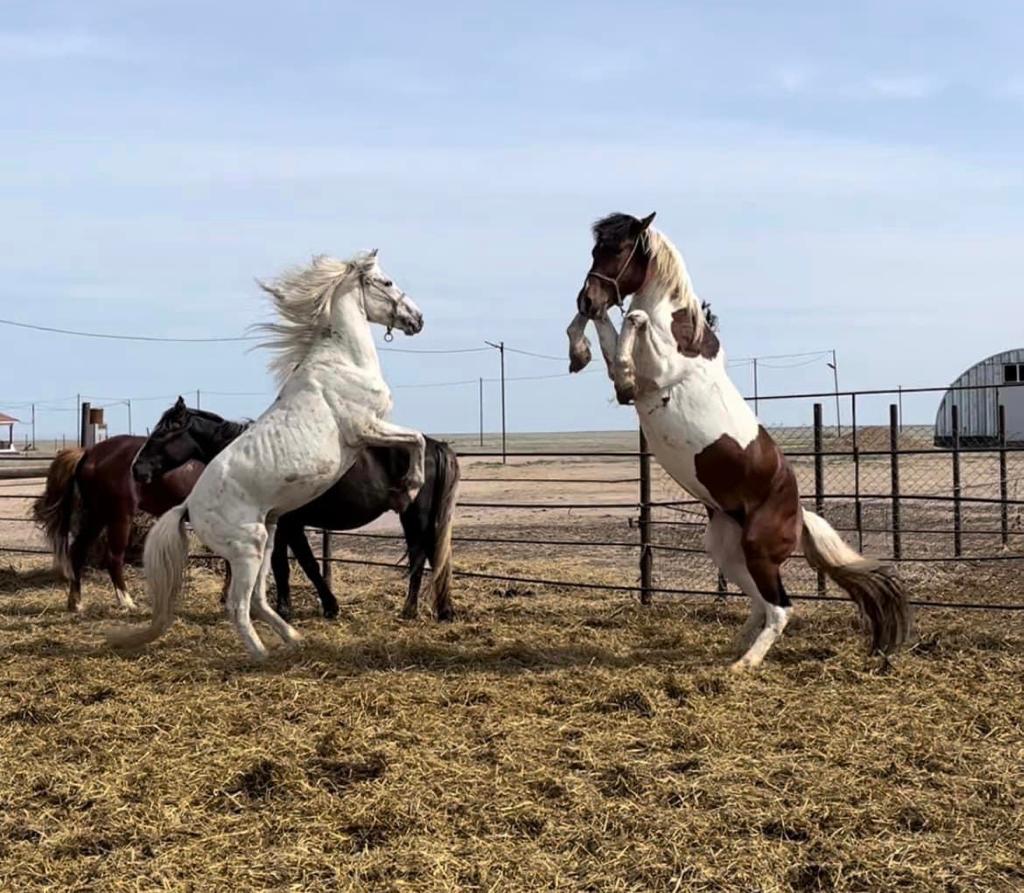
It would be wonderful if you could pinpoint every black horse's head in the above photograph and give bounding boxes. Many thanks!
[132,397,245,485]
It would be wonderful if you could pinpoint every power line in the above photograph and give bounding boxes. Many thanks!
[0,317,256,343]
[0,317,491,354]
[503,346,565,361]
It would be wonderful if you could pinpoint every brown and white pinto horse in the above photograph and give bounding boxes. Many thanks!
[568,212,911,669]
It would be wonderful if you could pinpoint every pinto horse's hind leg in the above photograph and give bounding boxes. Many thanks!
[705,512,767,654]
[706,508,793,670]
[730,501,800,671]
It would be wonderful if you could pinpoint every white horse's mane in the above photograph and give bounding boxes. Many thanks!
[253,252,373,386]
[642,228,705,341]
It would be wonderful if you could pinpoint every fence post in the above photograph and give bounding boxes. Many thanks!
[998,404,1008,548]
[812,403,826,596]
[951,404,962,557]
[889,404,902,560]
[851,393,863,551]
[321,529,332,588]
[638,427,653,605]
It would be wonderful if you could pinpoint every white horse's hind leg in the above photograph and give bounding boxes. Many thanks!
[218,523,272,661]
[249,522,302,647]
[704,512,766,652]
[224,554,266,661]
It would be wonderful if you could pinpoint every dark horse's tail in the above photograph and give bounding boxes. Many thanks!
[32,448,85,579]
[427,440,460,616]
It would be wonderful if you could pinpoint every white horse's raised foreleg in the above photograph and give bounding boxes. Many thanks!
[360,420,426,509]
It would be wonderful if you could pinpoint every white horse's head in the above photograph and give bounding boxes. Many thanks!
[354,249,424,337]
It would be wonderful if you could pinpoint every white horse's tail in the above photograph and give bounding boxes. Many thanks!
[800,509,912,656]
[108,504,189,649]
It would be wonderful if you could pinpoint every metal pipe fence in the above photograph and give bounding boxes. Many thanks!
[1,382,1022,613]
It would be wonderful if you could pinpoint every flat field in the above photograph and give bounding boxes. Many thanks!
[1,431,1022,891]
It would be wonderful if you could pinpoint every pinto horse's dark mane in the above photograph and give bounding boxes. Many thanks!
[701,300,719,332]
[592,212,644,247]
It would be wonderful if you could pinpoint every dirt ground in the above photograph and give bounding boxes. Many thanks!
[2,435,1023,890]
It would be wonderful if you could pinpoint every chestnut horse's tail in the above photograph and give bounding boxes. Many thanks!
[31,447,85,579]
[801,509,912,656]
[428,441,461,615]
[108,504,189,649]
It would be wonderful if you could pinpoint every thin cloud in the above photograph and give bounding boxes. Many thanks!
[862,74,942,100]
[0,31,130,62]
[772,64,813,94]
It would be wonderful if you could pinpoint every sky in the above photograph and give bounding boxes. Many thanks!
[1,0,1022,440]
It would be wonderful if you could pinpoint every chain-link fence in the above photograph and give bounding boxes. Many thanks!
[2,383,1023,613]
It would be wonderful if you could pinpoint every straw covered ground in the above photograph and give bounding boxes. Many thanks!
[1,555,1023,892]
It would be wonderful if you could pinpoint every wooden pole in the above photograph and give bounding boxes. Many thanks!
[638,427,653,605]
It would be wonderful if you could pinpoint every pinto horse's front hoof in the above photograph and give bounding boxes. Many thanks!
[568,337,592,373]
[615,385,636,405]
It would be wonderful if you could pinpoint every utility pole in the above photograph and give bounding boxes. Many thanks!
[195,389,201,409]
[31,403,35,450]
[484,340,506,463]
[76,393,82,446]
[478,377,484,447]
[827,349,841,436]
[127,399,133,436]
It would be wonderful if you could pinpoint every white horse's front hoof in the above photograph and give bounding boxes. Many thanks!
[729,658,753,674]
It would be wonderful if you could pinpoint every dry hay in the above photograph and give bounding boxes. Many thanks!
[1,556,1023,892]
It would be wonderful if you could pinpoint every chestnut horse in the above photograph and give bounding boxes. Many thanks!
[568,212,911,669]
[32,436,208,611]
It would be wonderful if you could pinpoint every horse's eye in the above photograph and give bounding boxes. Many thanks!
[381,279,393,288]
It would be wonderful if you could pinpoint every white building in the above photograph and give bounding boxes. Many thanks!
[934,348,1024,445]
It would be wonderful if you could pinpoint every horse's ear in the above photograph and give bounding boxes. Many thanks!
[368,248,378,259]
[174,396,186,411]
[637,212,656,231]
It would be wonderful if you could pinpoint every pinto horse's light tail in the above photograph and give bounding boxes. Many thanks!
[800,509,912,656]
[429,441,461,619]
[108,504,189,649]
[31,447,85,579]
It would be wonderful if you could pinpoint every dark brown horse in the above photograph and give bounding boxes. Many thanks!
[32,436,209,611]
[132,399,460,621]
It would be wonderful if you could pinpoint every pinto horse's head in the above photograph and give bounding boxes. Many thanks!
[132,396,200,484]
[577,211,656,318]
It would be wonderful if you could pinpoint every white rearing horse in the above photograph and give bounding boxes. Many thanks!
[110,251,426,660]
[568,212,911,670]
